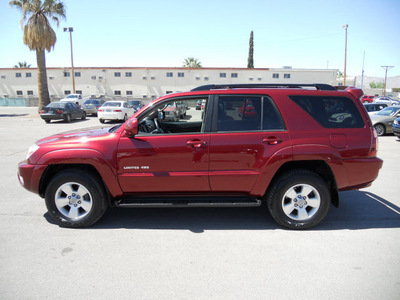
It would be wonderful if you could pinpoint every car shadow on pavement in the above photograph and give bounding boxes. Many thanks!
[44,190,400,232]
[0,113,29,117]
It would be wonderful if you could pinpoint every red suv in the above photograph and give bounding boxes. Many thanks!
[18,84,383,229]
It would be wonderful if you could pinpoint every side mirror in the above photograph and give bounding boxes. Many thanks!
[124,118,138,137]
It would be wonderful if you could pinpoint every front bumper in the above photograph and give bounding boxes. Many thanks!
[18,161,47,195]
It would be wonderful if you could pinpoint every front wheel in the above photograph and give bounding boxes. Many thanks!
[45,170,108,228]
[64,114,71,123]
[266,170,331,229]
[374,124,386,136]
[81,111,86,120]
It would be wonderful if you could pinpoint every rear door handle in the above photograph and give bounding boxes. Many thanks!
[187,140,207,148]
[263,137,282,145]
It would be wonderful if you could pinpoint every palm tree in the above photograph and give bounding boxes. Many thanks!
[9,0,66,109]
[14,61,31,68]
[183,57,202,68]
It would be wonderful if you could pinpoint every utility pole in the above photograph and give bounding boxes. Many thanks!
[63,27,75,94]
[381,66,394,96]
[343,24,348,86]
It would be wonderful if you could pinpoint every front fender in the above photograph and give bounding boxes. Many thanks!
[37,148,123,197]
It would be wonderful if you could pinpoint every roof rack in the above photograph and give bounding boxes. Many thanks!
[191,83,337,92]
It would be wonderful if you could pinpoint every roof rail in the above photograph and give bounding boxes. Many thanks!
[190,83,337,92]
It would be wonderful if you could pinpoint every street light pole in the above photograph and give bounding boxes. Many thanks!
[343,24,348,86]
[63,27,75,94]
[381,66,394,96]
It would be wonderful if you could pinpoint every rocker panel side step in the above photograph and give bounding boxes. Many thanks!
[115,196,262,208]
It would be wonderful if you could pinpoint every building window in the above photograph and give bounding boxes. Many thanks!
[16,72,22,78]
[75,72,81,77]
[272,73,279,79]
[195,76,200,80]
[220,73,226,78]
[17,90,23,96]
[114,90,121,96]
[231,73,238,78]
[114,72,121,77]
[64,72,70,77]
[249,77,254,81]
[91,76,96,80]
[258,77,262,81]
[284,74,291,79]
[126,91,133,96]
[178,72,184,77]
[142,76,147,80]
[143,95,147,98]
[76,90,82,95]
[27,90,34,95]
[64,90,71,95]
[151,77,156,80]
[166,72,173,77]
[166,91,173,94]
[204,77,209,81]
[26,72,32,78]
[125,72,132,77]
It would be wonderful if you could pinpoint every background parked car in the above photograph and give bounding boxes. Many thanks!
[374,96,400,106]
[97,101,135,123]
[370,105,400,136]
[82,99,105,116]
[127,100,145,112]
[363,103,388,115]
[392,117,400,139]
[361,95,375,103]
[60,93,84,107]
[40,102,86,123]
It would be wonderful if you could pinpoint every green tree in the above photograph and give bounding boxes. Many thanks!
[9,0,66,109]
[14,61,31,68]
[247,31,254,68]
[183,57,202,68]
[370,81,384,89]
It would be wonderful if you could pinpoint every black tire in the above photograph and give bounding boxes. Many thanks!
[123,114,127,121]
[44,170,108,228]
[99,119,105,124]
[45,119,51,123]
[266,170,330,229]
[64,114,71,123]
[374,124,386,136]
[81,111,86,120]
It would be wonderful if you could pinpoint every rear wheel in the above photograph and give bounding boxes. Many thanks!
[45,119,51,123]
[374,124,386,136]
[81,111,86,120]
[123,114,127,121]
[99,119,105,124]
[266,170,331,229]
[45,170,108,228]
[64,114,71,123]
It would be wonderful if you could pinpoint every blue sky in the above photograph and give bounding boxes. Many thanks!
[1,0,400,77]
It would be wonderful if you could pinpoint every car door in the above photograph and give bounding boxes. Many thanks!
[208,95,291,193]
[117,97,211,193]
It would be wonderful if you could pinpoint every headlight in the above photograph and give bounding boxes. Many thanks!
[26,144,39,159]
[394,119,399,125]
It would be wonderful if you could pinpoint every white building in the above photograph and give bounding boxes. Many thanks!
[0,67,339,105]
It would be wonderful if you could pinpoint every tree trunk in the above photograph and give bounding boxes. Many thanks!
[36,49,51,111]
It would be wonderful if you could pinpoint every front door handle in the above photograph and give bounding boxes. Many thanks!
[187,140,207,148]
[263,137,282,145]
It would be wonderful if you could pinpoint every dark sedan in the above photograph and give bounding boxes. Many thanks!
[40,102,86,123]
[392,117,400,139]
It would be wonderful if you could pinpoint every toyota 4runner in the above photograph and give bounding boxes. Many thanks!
[18,84,383,229]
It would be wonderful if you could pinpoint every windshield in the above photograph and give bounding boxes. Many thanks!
[103,102,121,107]
[128,101,140,106]
[66,95,78,99]
[377,107,400,116]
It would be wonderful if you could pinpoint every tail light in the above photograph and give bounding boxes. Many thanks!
[369,128,378,157]
[114,110,122,112]
[40,110,44,113]
[98,109,103,112]
[57,110,63,114]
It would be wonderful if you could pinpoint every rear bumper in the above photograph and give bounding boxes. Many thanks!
[17,161,47,195]
[40,113,65,120]
[340,157,383,191]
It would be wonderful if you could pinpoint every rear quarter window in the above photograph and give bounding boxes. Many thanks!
[290,96,364,128]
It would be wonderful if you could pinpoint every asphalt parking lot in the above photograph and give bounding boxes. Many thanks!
[1,106,399,299]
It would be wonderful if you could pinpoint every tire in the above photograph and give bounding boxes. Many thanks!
[45,119,51,123]
[266,170,331,229]
[374,124,386,136]
[44,170,108,228]
[99,119,105,124]
[123,114,127,121]
[64,114,71,123]
[81,111,86,120]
